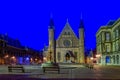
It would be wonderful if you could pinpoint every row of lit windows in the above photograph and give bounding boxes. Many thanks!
[97,32,120,53]
[97,29,119,44]
[97,32,110,45]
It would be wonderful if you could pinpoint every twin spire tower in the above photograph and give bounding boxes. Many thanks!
[47,14,85,63]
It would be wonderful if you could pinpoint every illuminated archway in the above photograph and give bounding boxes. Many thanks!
[65,53,70,62]
[106,56,110,63]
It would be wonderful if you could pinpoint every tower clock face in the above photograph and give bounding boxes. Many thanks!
[63,40,71,47]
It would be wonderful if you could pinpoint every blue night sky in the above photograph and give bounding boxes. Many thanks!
[0,0,120,50]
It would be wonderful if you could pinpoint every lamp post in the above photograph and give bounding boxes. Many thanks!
[90,57,94,64]
[96,54,101,64]
[43,57,47,62]
[49,51,52,62]
[49,44,52,62]
[4,54,9,64]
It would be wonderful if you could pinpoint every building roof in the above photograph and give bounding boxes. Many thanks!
[0,34,41,53]
[96,18,120,36]
[0,34,22,48]
[107,20,116,26]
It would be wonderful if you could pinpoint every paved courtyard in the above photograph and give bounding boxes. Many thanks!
[0,65,120,80]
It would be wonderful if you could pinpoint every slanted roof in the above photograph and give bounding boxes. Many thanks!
[0,34,22,48]
[57,19,78,40]
[107,20,116,26]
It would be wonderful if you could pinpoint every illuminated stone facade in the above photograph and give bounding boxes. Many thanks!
[46,18,85,63]
[96,18,120,65]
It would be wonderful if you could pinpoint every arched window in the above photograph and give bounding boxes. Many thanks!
[68,32,70,35]
[105,32,110,41]
[64,32,67,35]
[113,56,115,64]
[116,29,119,38]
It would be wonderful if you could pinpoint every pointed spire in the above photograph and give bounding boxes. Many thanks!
[79,13,84,28]
[66,18,70,26]
[49,13,54,29]
[80,12,83,20]
[5,33,8,36]
[67,18,69,23]
[50,13,53,19]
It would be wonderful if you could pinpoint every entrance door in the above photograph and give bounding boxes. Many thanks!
[65,53,70,62]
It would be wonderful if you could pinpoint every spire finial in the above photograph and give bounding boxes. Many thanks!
[80,12,83,20]
[50,12,53,19]
[67,18,69,22]
[49,13,54,29]
[91,48,92,51]
[79,13,84,28]
[5,33,8,36]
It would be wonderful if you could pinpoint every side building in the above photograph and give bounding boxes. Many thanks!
[0,34,42,65]
[96,18,120,65]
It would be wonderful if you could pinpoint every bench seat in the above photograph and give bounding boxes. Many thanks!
[42,63,60,73]
[8,65,25,73]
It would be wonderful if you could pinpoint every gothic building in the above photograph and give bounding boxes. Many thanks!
[45,16,85,63]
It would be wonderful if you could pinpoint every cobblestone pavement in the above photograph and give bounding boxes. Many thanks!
[0,65,120,80]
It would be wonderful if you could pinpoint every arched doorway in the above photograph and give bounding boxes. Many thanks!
[65,53,70,62]
[106,56,110,63]
[65,51,75,63]
[116,55,119,64]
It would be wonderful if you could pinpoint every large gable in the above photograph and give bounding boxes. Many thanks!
[56,20,79,48]
[57,21,78,40]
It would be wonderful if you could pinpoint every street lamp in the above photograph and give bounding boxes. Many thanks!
[96,54,101,64]
[49,51,52,62]
[11,56,16,65]
[96,54,101,58]
[43,57,47,62]
[90,57,94,60]
[49,44,52,62]
[11,56,15,59]
[4,55,9,58]
[90,57,94,64]
[4,54,9,64]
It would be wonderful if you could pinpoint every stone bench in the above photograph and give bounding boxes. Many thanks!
[8,65,25,73]
[42,63,60,73]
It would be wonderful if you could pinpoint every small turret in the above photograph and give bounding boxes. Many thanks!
[48,14,55,62]
[49,14,54,29]
[79,14,85,63]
